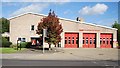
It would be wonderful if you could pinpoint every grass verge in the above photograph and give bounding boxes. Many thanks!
[0,47,26,54]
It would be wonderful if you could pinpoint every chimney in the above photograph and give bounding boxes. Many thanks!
[76,17,84,23]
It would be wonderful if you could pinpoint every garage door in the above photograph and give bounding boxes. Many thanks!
[83,33,96,48]
[65,33,79,48]
[100,33,113,48]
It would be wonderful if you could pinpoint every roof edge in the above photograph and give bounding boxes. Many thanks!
[8,12,118,31]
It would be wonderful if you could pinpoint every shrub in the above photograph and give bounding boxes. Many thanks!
[2,37,12,47]
[20,42,27,48]
[19,42,31,48]
[26,42,32,48]
[10,42,31,48]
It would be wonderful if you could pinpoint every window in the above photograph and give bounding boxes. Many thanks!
[107,38,109,44]
[72,37,74,44]
[76,37,79,44]
[31,25,34,30]
[65,37,67,44]
[22,38,26,42]
[18,38,21,41]
[110,38,112,45]
[86,38,88,44]
[68,37,71,44]
[103,38,105,44]
[90,38,92,44]
[18,38,26,42]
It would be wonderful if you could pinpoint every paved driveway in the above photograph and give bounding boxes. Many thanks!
[2,48,119,61]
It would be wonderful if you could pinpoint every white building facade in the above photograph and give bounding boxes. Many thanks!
[9,13,117,48]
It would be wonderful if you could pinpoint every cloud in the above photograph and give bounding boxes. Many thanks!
[79,3,108,15]
[10,3,49,16]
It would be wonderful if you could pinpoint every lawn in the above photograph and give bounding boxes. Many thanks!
[0,47,26,54]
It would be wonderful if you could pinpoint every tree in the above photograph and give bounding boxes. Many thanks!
[0,17,10,33]
[36,10,63,50]
[112,21,120,46]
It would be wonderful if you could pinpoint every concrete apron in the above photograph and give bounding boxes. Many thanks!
[1,48,119,61]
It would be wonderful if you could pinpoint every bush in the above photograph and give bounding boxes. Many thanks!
[20,42,31,48]
[10,42,31,48]
[2,37,12,47]
[19,42,27,48]
[26,42,32,48]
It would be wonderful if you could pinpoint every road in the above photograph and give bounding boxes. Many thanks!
[2,59,119,66]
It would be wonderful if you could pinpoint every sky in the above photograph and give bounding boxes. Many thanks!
[1,1,119,27]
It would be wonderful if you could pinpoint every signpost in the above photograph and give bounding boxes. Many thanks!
[43,29,47,54]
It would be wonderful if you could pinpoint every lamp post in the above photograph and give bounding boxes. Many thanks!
[43,29,47,54]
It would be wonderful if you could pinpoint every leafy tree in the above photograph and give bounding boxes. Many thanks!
[0,17,10,33]
[36,10,63,49]
[112,21,120,46]
[2,37,12,47]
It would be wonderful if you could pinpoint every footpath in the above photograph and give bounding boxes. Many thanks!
[1,48,119,61]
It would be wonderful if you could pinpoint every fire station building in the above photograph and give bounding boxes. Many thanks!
[9,12,118,48]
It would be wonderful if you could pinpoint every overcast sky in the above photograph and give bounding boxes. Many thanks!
[1,1,119,27]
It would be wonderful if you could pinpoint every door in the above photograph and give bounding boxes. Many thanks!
[65,33,79,48]
[83,33,96,48]
[100,33,113,48]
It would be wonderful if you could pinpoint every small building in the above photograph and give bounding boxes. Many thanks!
[8,12,117,48]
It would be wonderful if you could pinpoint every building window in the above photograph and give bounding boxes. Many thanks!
[110,38,112,45]
[65,37,67,44]
[68,37,71,44]
[90,38,92,44]
[22,38,26,42]
[18,38,21,41]
[103,38,105,44]
[76,37,78,44]
[72,37,74,44]
[86,38,88,44]
[18,38,26,42]
[107,38,109,44]
[31,25,34,30]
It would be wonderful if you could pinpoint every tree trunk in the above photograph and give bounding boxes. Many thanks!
[49,44,51,51]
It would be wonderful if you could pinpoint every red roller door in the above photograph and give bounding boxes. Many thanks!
[100,33,113,48]
[83,33,96,48]
[65,33,79,48]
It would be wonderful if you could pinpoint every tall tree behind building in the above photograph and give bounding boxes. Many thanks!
[112,21,120,46]
[0,17,10,33]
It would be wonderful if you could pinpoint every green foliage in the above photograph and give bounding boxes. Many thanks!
[0,17,10,33]
[26,42,32,48]
[10,42,31,48]
[0,48,26,53]
[20,42,27,48]
[112,21,120,46]
[20,42,31,48]
[2,37,12,47]
[36,10,63,47]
